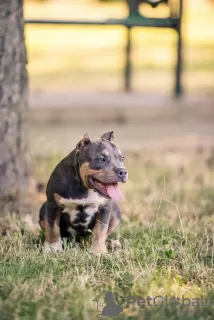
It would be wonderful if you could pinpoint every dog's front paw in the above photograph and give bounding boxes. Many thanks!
[43,239,63,253]
[107,239,122,251]
[90,242,107,257]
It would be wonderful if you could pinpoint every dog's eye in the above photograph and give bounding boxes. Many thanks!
[121,156,125,162]
[97,156,105,162]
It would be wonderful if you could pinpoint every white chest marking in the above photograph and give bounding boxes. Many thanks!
[59,190,107,208]
[62,206,97,227]
[60,190,106,231]
[78,206,97,227]
[62,208,79,223]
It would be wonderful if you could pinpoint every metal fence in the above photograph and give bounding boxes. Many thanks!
[25,0,183,97]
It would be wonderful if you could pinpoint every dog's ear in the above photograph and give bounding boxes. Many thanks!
[76,133,91,154]
[101,131,114,141]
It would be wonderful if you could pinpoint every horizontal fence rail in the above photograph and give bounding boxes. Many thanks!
[25,17,178,28]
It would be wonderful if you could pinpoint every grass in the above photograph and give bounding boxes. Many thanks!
[1,148,214,319]
[24,0,214,93]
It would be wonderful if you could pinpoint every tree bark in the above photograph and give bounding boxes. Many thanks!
[0,0,29,214]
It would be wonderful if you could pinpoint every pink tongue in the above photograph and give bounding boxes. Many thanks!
[106,184,124,202]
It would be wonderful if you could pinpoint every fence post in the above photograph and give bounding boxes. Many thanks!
[124,26,132,92]
[174,0,183,97]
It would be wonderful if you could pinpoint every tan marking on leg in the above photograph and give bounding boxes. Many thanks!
[45,215,61,243]
[91,219,108,256]
[107,216,120,237]
[91,202,113,256]
[106,209,121,251]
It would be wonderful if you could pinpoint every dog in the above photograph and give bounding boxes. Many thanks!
[39,131,128,255]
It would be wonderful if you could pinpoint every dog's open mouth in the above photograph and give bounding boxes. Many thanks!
[89,178,124,202]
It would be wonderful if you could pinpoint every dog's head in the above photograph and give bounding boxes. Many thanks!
[76,131,128,201]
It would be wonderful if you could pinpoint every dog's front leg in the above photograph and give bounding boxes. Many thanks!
[44,201,63,253]
[106,202,122,250]
[91,204,111,256]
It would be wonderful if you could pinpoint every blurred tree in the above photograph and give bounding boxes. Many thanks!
[0,1,29,215]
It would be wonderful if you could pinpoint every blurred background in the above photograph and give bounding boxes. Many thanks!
[24,0,214,162]
[25,0,214,94]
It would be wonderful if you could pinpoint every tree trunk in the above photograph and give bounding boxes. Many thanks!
[0,0,29,214]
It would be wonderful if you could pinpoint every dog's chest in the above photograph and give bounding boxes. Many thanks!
[60,190,106,236]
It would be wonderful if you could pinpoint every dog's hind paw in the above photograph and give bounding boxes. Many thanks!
[107,239,121,251]
[43,239,63,253]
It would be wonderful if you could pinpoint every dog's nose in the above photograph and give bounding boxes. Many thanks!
[116,168,128,182]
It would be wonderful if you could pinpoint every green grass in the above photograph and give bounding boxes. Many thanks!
[1,149,214,319]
